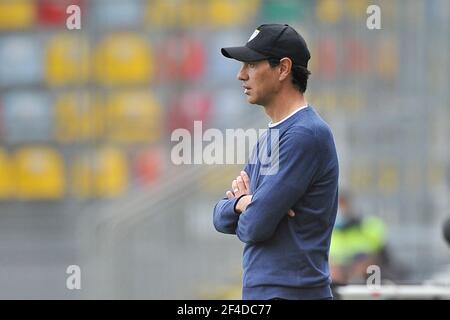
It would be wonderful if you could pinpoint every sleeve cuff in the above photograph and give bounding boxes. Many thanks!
[233,194,247,214]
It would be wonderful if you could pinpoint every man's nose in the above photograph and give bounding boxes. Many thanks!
[237,65,248,81]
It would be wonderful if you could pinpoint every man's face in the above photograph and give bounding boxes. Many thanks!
[237,60,280,106]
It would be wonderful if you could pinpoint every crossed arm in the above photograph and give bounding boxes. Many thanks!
[228,171,294,216]
[212,170,295,237]
[213,131,320,244]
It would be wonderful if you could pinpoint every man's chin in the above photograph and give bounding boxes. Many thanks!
[247,100,263,107]
[246,96,258,105]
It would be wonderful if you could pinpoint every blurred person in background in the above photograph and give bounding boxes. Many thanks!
[329,191,394,288]
[213,24,339,300]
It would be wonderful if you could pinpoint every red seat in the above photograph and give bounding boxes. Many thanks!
[167,90,211,133]
[344,39,369,74]
[133,148,163,186]
[37,0,84,26]
[316,38,337,79]
[156,36,205,81]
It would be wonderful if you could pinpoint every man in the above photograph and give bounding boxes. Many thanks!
[213,24,339,300]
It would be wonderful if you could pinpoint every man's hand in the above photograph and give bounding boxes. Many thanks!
[235,195,253,213]
[225,170,296,217]
[225,171,252,214]
[226,171,251,199]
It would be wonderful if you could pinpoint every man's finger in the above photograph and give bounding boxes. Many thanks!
[241,171,251,192]
[232,180,238,194]
[236,176,246,194]
[288,209,296,217]
[226,190,234,199]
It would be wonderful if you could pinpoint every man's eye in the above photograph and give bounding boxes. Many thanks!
[248,63,255,68]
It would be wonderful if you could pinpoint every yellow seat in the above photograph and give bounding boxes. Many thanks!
[0,0,35,30]
[346,0,369,21]
[71,154,94,198]
[45,34,90,86]
[376,39,399,81]
[146,0,201,27]
[94,33,153,85]
[208,0,259,26]
[0,149,14,198]
[54,92,104,143]
[316,0,342,24]
[72,148,127,198]
[177,0,203,27]
[146,0,259,27]
[15,147,65,200]
[106,90,161,143]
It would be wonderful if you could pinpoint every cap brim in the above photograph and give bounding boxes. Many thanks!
[221,46,269,62]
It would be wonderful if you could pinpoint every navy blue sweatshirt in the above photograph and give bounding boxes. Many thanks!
[213,106,339,300]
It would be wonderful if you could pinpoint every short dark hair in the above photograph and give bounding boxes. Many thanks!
[268,58,311,94]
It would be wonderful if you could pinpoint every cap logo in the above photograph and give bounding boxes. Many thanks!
[247,29,260,43]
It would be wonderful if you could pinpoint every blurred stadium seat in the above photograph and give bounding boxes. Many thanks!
[105,90,161,144]
[156,35,205,81]
[0,36,43,86]
[0,148,14,199]
[146,0,258,27]
[0,0,35,30]
[261,0,311,22]
[167,90,211,133]
[208,0,259,26]
[44,33,90,86]
[133,148,163,186]
[94,33,153,86]
[0,99,3,140]
[145,0,181,27]
[376,38,399,82]
[15,146,65,200]
[344,38,370,74]
[346,0,369,21]
[54,92,104,143]
[316,0,342,24]
[94,148,127,197]
[315,38,337,79]
[2,91,52,143]
[71,147,127,198]
[91,0,142,29]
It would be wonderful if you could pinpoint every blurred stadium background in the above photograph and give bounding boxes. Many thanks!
[0,0,448,299]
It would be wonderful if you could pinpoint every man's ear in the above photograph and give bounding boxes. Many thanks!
[278,58,293,82]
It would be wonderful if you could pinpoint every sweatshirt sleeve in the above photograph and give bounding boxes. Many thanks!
[236,130,321,244]
[212,164,251,235]
[212,197,241,234]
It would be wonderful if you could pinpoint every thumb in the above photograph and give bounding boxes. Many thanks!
[288,209,296,217]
